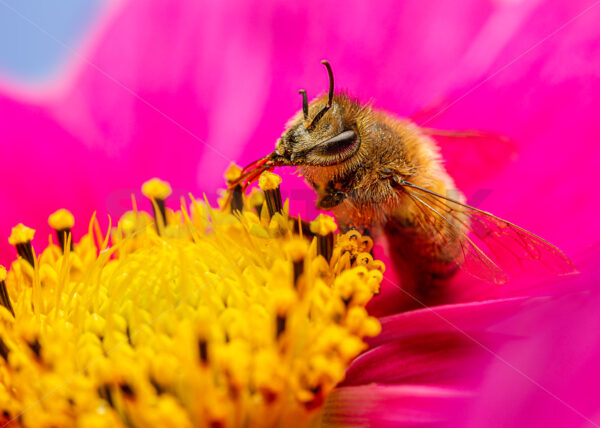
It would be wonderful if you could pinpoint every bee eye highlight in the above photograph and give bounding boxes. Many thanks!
[319,130,356,154]
[307,130,360,165]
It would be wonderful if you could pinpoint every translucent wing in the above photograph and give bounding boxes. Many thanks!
[398,180,577,284]
[420,128,518,187]
[408,97,518,185]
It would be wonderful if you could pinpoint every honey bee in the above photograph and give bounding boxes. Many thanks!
[228,61,576,302]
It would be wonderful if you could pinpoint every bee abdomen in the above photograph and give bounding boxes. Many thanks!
[383,219,462,306]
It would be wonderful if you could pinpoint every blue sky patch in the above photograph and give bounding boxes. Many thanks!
[0,0,104,82]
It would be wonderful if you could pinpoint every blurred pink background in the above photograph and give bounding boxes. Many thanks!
[1,0,600,426]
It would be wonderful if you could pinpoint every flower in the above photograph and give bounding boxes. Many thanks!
[0,171,555,427]
[0,173,387,427]
[2,1,600,426]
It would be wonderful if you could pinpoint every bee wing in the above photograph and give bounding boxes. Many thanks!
[419,128,517,187]
[398,180,577,283]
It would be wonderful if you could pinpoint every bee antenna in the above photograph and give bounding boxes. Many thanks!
[307,60,335,130]
[299,89,308,120]
[322,60,334,107]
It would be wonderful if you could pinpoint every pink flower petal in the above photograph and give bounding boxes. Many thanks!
[322,384,470,427]
[344,298,528,389]
[371,297,530,347]
[461,291,600,428]
[343,331,509,388]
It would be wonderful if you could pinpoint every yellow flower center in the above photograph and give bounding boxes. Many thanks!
[0,172,382,428]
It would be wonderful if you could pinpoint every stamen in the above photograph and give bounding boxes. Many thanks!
[310,214,337,262]
[142,178,172,234]
[225,164,245,214]
[8,223,35,266]
[274,289,296,342]
[0,266,15,317]
[99,384,115,409]
[285,239,307,288]
[48,209,75,252]
[248,189,265,214]
[259,171,283,218]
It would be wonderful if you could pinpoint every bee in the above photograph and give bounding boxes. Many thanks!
[228,61,576,302]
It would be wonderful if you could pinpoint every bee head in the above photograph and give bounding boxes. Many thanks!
[274,61,361,167]
[228,61,362,193]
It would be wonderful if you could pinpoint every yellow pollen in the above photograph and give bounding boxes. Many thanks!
[309,214,337,236]
[224,163,242,181]
[8,223,35,245]
[248,188,265,207]
[0,175,383,428]
[284,238,308,262]
[141,177,172,200]
[48,208,75,230]
[118,211,138,232]
[258,171,282,191]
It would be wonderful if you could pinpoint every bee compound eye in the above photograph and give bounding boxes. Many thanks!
[307,130,360,165]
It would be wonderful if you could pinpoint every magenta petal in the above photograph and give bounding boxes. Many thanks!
[461,291,600,428]
[343,331,510,388]
[322,384,470,428]
[370,297,530,347]
[344,298,527,388]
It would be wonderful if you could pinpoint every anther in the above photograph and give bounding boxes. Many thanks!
[8,223,35,266]
[142,178,172,234]
[48,209,75,252]
[258,171,283,218]
[0,266,15,317]
[310,215,337,263]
